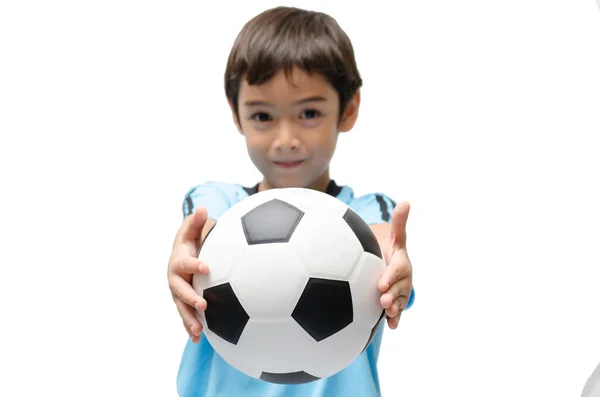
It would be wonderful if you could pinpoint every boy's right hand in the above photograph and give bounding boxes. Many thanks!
[167,206,213,344]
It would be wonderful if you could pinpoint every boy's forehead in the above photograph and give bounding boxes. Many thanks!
[239,68,335,102]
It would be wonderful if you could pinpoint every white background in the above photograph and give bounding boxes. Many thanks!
[1,1,599,396]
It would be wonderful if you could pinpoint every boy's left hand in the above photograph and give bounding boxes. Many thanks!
[377,201,413,329]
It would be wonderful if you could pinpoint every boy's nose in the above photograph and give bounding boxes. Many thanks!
[273,125,300,152]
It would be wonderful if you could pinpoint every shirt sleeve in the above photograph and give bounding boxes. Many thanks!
[348,192,416,310]
[181,181,243,221]
[348,192,397,224]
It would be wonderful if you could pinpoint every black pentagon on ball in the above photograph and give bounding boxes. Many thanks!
[342,208,382,259]
[241,199,304,245]
[260,370,320,385]
[362,310,385,354]
[292,278,353,342]
[202,282,249,345]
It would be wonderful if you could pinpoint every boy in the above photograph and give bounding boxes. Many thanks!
[167,6,415,396]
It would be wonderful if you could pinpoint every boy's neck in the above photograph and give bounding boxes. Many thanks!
[258,172,332,193]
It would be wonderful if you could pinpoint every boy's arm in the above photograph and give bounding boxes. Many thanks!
[168,208,213,344]
[168,182,234,343]
[369,202,413,330]
[350,193,414,330]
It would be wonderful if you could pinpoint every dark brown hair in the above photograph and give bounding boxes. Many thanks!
[224,6,363,123]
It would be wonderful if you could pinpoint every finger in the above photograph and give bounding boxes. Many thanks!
[385,295,409,318]
[175,298,195,337]
[388,201,410,250]
[378,254,411,292]
[174,256,210,275]
[170,274,208,311]
[175,297,203,341]
[182,206,208,247]
[387,310,402,330]
[380,277,411,309]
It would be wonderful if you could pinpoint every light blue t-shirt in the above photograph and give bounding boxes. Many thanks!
[176,180,415,397]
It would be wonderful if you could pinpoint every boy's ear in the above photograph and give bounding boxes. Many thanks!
[339,90,361,133]
[228,100,243,134]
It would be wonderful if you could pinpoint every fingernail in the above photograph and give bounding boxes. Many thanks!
[198,263,204,272]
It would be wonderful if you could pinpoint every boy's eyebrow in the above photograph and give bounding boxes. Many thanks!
[243,96,328,107]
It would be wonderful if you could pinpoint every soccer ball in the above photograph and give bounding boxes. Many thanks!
[192,187,386,384]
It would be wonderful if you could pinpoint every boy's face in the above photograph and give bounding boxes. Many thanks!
[232,67,359,192]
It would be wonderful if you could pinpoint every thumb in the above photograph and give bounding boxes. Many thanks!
[182,206,208,248]
[388,201,410,250]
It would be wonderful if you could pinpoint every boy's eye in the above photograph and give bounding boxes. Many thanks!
[251,112,272,122]
[300,109,320,119]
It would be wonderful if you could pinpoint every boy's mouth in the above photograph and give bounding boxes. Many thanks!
[273,160,304,169]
